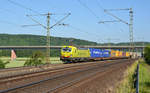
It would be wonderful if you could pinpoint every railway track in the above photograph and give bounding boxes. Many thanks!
[0,60,113,90]
[0,59,136,93]
[0,61,106,79]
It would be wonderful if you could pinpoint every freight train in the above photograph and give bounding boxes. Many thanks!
[60,46,130,63]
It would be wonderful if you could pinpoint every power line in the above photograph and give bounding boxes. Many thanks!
[5,0,42,28]
[96,2,129,35]
[0,20,20,26]
[0,8,22,26]
[7,0,40,14]
[77,0,100,19]
[76,0,110,40]
[95,0,104,10]
[26,15,47,29]
[50,13,71,29]
[0,8,17,15]
[94,0,119,34]
[68,25,102,40]
[104,9,129,25]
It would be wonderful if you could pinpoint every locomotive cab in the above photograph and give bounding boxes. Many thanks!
[60,46,90,63]
[60,46,75,61]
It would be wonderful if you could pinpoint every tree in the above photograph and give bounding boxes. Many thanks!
[144,45,150,64]
[0,60,9,69]
[24,51,45,66]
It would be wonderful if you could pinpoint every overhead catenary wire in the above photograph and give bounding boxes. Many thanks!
[0,7,22,26]
[53,24,101,42]
[104,10,129,25]
[7,0,70,30]
[95,0,104,10]
[7,0,70,16]
[48,18,95,41]
[7,0,70,29]
[51,27,87,43]
[94,0,119,36]
[68,25,102,40]
[76,0,113,43]
[0,8,17,15]
[77,0,100,19]
[50,13,71,29]
[26,15,47,29]
[50,17,88,35]
[50,23,103,44]
[0,0,42,27]
[0,20,20,26]
[7,0,40,14]
[95,0,129,37]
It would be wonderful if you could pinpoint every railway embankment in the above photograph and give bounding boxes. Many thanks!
[116,59,138,93]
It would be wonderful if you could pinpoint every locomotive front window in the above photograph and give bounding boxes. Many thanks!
[63,47,72,52]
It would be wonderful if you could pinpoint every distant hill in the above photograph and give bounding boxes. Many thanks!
[0,34,98,46]
[0,34,149,46]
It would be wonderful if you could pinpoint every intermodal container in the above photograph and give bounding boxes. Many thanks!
[126,52,130,57]
[89,48,103,58]
[122,52,126,57]
[111,50,116,57]
[119,51,123,57]
[116,50,120,57]
[102,50,110,57]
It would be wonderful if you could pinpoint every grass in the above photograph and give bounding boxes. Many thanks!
[116,60,138,93]
[139,60,150,93]
[0,57,63,68]
[116,59,150,93]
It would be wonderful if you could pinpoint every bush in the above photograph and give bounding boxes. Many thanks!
[0,60,9,69]
[144,45,150,64]
[24,51,45,66]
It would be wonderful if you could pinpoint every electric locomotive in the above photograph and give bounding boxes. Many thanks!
[60,46,130,63]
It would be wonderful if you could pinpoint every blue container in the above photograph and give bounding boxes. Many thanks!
[102,50,111,57]
[89,48,103,58]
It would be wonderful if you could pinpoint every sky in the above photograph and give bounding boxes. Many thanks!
[0,0,149,43]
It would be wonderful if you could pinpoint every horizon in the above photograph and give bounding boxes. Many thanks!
[0,33,149,44]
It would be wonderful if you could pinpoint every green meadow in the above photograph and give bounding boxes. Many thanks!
[0,57,63,68]
[139,61,150,93]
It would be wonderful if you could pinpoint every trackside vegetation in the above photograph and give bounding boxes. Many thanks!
[138,45,150,92]
[144,45,150,64]
[139,60,150,93]
[116,45,150,93]
[0,57,62,68]
[24,51,45,66]
[116,61,137,93]
[0,59,9,68]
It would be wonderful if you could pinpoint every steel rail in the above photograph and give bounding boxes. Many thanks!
[0,61,106,79]
[47,59,134,93]
[0,59,125,79]
[0,59,135,93]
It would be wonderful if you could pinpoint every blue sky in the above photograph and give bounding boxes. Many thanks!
[0,0,149,43]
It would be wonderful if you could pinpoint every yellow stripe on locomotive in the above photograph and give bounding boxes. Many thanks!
[60,46,90,62]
